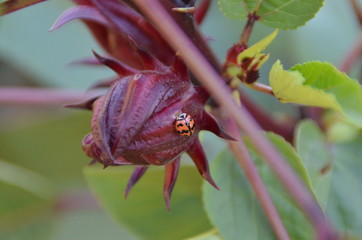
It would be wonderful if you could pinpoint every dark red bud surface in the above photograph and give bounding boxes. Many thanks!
[54,0,233,209]
[80,51,233,208]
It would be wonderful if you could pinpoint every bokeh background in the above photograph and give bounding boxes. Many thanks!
[0,0,360,239]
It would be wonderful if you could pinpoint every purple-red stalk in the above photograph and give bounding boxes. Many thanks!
[0,87,103,106]
[240,12,260,46]
[220,114,290,240]
[133,1,338,239]
[0,0,46,16]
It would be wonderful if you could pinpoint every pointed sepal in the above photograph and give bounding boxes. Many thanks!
[201,110,236,141]
[187,138,220,190]
[124,166,148,198]
[128,37,165,70]
[49,6,110,32]
[92,50,138,77]
[163,158,180,211]
[64,96,101,110]
[67,56,103,67]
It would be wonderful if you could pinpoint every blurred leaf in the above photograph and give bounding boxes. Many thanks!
[247,133,315,239]
[185,229,222,240]
[326,140,362,237]
[84,165,212,240]
[203,150,273,240]
[203,133,314,240]
[0,0,46,16]
[295,121,362,238]
[326,119,360,143]
[0,111,91,188]
[218,0,324,29]
[295,120,332,208]
[0,159,55,199]
[323,109,360,144]
[0,160,55,240]
[52,210,138,240]
[293,62,362,127]
[254,133,313,190]
[270,61,362,128]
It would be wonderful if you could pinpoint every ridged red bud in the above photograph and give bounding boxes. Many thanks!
[53,0,231,209]
[80,50,234,209]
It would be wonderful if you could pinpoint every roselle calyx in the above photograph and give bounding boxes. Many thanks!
[80,50,234,209]
[51,0,231,209]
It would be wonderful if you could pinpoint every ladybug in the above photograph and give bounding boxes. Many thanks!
[174,113,195,136]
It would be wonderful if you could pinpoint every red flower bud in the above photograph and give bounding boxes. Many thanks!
[79,49,233,209]
[54,0,232,209]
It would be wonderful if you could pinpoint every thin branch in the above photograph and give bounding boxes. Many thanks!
[133,1,337,239]
[238,87,295,143]
[340,31,362,73]
[240,12,259,45]
[247,82,274,95]
[0,87,103,106]
[349,0,362,26]
[0,0,47,16]
[222,116,290,240]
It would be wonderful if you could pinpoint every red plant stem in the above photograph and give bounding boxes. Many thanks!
[238,87,294,143]
[340,31,362,73]
[0,87,103,106]
[240,12,259,45]
[133,1,338,239]
[349,0,362,26]
[248,82,274,95]
[222,116,290,240]
[0,0,46,16]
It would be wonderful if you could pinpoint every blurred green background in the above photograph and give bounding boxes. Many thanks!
[0,0,360,239]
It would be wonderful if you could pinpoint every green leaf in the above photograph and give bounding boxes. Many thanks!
[84,165,212,240]
[326,139,362,237]
[295,121,362,238]
[295,120,332,209]
[203,133,314,240]
[0,160,55,199]
[255,133,313,191]
[270,61,362,128]
[269,60,341,109]
[185,229,222,240]
[51,210,138,240]
[203,150,274,240]
[0,160,55,240]
[326,119,360,143]
[237,29,278,63]
[218,0,324,29]
[0,112,92,187]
